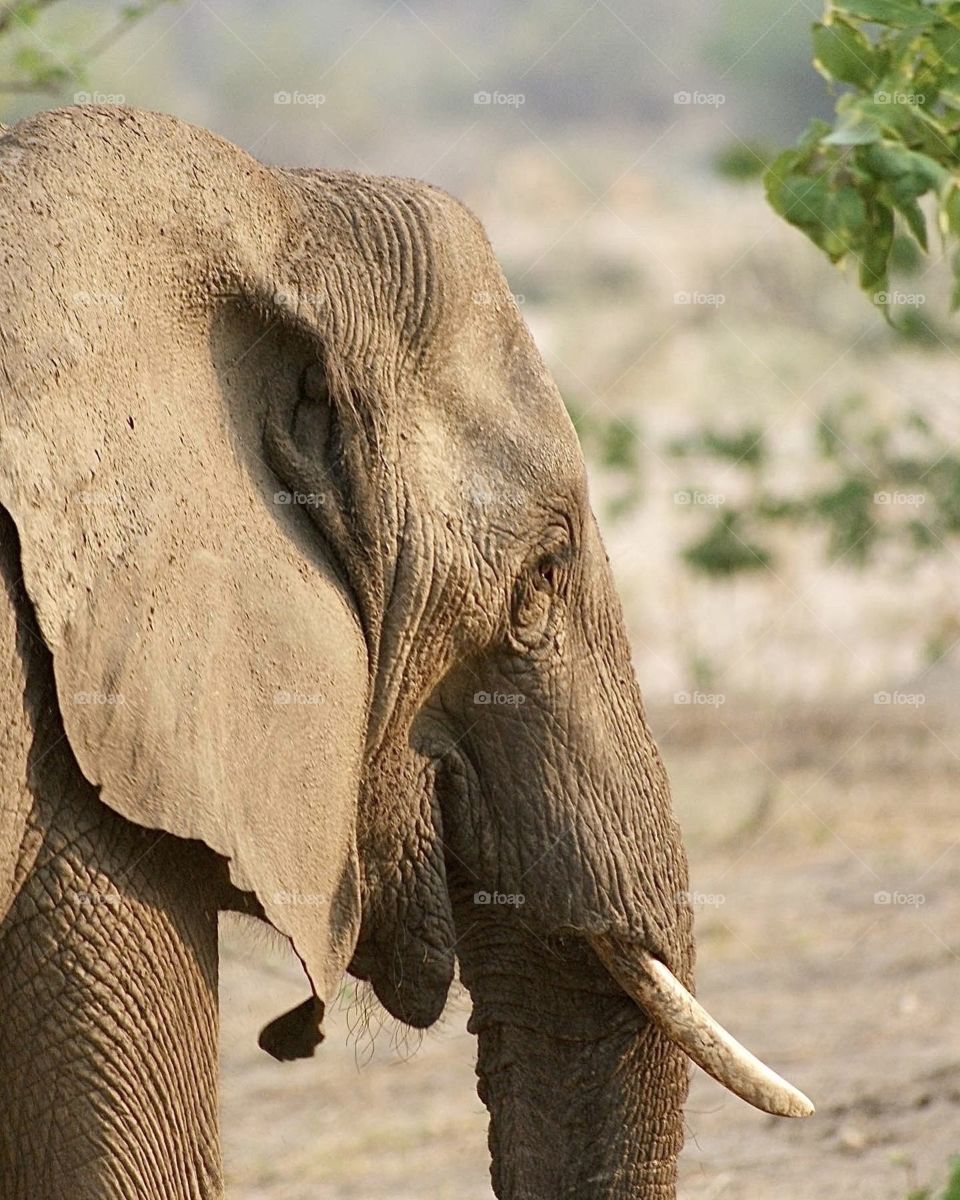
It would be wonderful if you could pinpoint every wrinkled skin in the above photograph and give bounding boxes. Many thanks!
[0,106,694,1199]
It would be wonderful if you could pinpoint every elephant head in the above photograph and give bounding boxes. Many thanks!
[0,106,811,1198]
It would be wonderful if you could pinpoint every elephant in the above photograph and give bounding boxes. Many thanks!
[0,104,812,1200]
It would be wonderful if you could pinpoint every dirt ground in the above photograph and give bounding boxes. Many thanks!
[219,702,960,1199]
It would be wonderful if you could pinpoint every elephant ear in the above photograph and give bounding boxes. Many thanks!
[0,120,368,1052]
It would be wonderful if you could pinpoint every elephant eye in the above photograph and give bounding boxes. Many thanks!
[509,537,571,649]
[299,360,329,407]
[291,360,333,458]
[535,553,562,590]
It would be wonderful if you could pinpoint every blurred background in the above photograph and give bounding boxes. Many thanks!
[2,3,959,1197]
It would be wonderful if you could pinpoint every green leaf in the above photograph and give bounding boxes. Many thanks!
[944,183,960,236]
[5,1,45,27]
[780,174,832,224]
[859,200,895,296]
[835,184,870,232]
[950,259,960,309]
[943,1155,960,1200]
[12,45,47,76]
[682,513,772,578]
[832,0,938,28]
[929,20,960,70]
[861,141,949,191]
[813,19,879,87]
[600,419,639,472]
[824,116,883,144]
[894,193,928,246]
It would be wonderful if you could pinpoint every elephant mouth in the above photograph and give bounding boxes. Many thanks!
[589,934,814,1119]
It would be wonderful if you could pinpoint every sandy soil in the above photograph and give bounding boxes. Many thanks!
[220,703,960,1199]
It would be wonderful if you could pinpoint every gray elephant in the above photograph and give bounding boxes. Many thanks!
[0,105,811,1200]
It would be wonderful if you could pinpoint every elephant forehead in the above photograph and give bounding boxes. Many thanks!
[301,175,586,503]
[410,331,586,517]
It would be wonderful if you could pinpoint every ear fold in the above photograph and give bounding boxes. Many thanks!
[261,342,458,1027]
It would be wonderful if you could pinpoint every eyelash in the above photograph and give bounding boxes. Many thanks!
[536,554,562,589]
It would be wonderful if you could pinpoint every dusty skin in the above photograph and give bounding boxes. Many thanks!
[1,105,813,1198]
[221,707,960,1200]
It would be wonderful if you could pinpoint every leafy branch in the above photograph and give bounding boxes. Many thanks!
[764,0,960,313]
[0,0,172,97]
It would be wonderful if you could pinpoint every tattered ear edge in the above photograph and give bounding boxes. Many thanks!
[258,995,325,1062]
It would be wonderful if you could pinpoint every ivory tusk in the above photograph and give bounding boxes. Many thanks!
[591,937,814,1119]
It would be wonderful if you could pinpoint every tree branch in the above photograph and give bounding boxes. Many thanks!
[79,0,171,65]
[0,0,65,38]
[0,77,60,94]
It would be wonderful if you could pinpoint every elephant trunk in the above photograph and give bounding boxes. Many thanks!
[454,905,688,1200]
